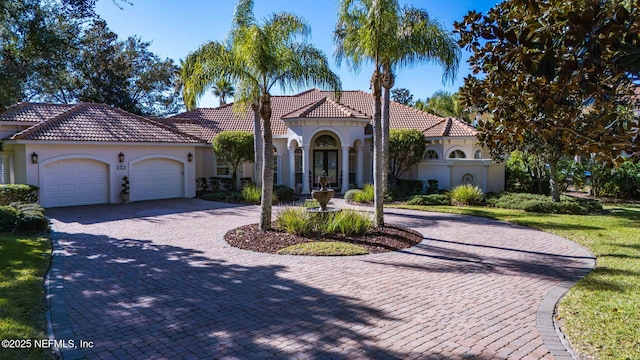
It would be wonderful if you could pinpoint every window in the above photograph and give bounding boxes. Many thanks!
[449,150,466,159]
[424,149,439,160]
[314,134,338,148]
[349,148,357,185]
[474,149,483,159]
[216,165,230,176]
[273,147,279,185]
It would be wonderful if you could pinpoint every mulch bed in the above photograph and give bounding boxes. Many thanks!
[224,223,423,255]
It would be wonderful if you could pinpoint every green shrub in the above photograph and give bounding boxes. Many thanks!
[274,185,295,202]
[303,199,320,208]
[0,184,39,205]
[486,192,602,214]
[406,194,450,206]
[449,184,484,206]
[15,210,49,233]
[200,191,243,203]
[344,189,362,202]
[323,210,372,235]
[351,184,374,203]
[0,206,19,232]
[12,203,45,215]
[392,179,424,199]
[241,184,261,204]
[276,208,313,236]
[276,208,373,236]
[426,179,439,194]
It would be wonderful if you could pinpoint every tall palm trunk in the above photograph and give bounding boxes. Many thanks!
[381,65,394,192]
[371,69,384,228]
[252,102,262,186]
[259,93,274,230]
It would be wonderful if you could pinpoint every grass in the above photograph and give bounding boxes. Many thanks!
[0,234,54,360]
[276,208,373,236]
[391,203,640,360]
[277,241,368,256]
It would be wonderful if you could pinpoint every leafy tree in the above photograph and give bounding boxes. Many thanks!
[35,20,181,116]
[388,129,426,186]
[212,131,254,190]
[335,0,459,227]
[417,90,471,122]
[182,0,341,230]
[455,0,640,201]
[0,0,129,111]
[391,88,413,106]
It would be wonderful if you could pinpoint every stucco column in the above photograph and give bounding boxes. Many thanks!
[341,146,349,194]
[483,163,489,192]
[356,144,364,187]
[302,145,310,194]
[288,145,296,190]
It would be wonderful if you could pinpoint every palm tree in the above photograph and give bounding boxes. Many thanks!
[335,0,396,227]
[335,0,459,227]
[212,77,235,105]
[182,0,341,230]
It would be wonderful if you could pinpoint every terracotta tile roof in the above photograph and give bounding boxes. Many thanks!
[282,97,370,120]
[0,102,75,122]
[423,117,478,137]
[166,89,477,140]
[8,103,204,143]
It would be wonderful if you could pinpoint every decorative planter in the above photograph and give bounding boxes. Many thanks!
[120,193,130,204]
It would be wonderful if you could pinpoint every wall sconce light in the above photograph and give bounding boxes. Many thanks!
[31,152,38,164]
[118,152,125,163]
[187,152,193,162]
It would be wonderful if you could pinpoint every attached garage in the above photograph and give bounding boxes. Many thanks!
[130,157,184,201]
[41,158,109,208]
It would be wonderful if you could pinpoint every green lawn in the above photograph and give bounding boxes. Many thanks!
[0,234,54,360]
[392,203,640,360]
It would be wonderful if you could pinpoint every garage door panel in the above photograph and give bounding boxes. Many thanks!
[42,159,109,208]
[131,158,183,201]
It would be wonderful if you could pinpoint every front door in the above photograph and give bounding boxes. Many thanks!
[313,150,338,189]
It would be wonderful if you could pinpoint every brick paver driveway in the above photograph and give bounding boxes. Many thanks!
[47,199,594,360]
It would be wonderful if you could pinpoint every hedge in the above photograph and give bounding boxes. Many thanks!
[0,184,39,205]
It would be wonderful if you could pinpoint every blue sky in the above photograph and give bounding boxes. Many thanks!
[96,0,499,108]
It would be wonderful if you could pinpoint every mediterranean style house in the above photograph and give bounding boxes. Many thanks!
[0,89,504,208]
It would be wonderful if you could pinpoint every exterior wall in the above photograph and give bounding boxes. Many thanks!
[416,159,505,192]
[195,146,214,179]
[15,142,198,204]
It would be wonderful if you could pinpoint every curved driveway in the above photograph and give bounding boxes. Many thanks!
[47,199,594,360]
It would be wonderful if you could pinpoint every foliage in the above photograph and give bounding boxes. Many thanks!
[120,176,129,195]
[391,179,424,199]
[391,88,413,106]
[212,77,234,105]
[0,234,54,360]
[388,129,426,186]
[0,206,19,233]
[353,184,374,203]
[277,241,368,256]
[276,207,372,236]
[486,192,602,215]
[303,199,320,208]
[455,0,640,201]
[182,0,341,230]
[414,90,471,122]
[241,183,261,204]
[390,203,640,360]
[200,191,243,203]
[0,184,39,205]
[335,0,459,227]
[449,184,484,206]
[196,177,209,192]
[212,131,254,190]
[591,159,640,199]
[274,185,295,203]
[344,189,362,202]
[406,194,450,206]
[425,179,439,194]
[15,204,48,233]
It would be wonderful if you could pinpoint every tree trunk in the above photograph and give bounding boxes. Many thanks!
[259,94,274,231]
[252,104,262,187]
[371,69,384,228]
[381,68,393,195]
[548,160,561,202]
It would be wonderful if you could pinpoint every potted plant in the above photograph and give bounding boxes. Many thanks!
[120,176,130,203]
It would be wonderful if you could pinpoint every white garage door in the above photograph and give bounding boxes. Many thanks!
[42,158,109,208]
[130,158,183,201]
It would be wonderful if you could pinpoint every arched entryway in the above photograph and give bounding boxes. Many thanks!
[311,133,340,188]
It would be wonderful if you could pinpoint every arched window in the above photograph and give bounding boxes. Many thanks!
[449,150,467,159]
[314,135,338,148]
[424,149,439,160]
[474,149,483,159]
